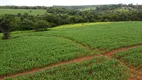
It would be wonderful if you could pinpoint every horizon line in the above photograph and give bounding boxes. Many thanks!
[0,3,141,7]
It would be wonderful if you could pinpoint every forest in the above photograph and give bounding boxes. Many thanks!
[0,4,142,38]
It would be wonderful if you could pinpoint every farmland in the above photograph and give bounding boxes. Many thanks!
[0,9,46,15]
[114,46,142,70]
[5,56,128,80]
[0,22,142,80]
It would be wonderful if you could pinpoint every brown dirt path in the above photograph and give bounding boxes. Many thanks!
[0,35,142,80]
[104,44,142,57]
[103,44,142,80]
[0,54,102,80]
[127,65,142,80]
[57,36,142,80]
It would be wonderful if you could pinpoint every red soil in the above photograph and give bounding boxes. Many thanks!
[0,39,142,80]
[0,54,101,80]
[104,44,142,57]
[103,44,142,80]
[127,65,142,80]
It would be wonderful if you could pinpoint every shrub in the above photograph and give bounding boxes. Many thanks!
[33,20,50,31]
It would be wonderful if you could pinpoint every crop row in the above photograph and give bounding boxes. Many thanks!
[5,56,128,80]
[46,22,142,52]
[0,36,89,76]
[114,46,142,68]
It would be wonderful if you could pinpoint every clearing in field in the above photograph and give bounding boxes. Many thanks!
[0,21,142,80]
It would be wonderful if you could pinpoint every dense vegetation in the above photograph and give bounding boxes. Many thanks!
[0,36,89,75]
[5,56,127,80]
[0,4,142,34]
[114,47,142,68]
[0,3,142,80]
[0,22,142,80]
[0,6,48,9]
[49,22,142,52]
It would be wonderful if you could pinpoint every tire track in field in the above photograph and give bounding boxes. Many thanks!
[58,36,142,80]
[102,44,142,80]
[104,44,142,57]
[0,54,102,80]
[0,35,142,80]
[0,35,99,80]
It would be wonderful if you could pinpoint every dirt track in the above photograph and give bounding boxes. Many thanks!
[0,36,142,80]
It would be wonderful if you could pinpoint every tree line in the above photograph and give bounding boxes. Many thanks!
[0,4,142,39]
[0,6,48,9]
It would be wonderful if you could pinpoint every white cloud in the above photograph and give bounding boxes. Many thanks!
[0,0,142,6]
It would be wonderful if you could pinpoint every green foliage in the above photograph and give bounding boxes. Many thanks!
[114,47,142,67]
[0,15,13,39]
[0,15,12,32]
[0,6,48,9]
[18,18,33,30]
[34,20,50,31]
[0,9,46,16]
[49,22,142,52]
[1,4,142,32]
[0,21,141,79]
[0,36,89,76]
[5,57,127,80]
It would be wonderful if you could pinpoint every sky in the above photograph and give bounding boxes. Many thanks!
[0,0,142,6]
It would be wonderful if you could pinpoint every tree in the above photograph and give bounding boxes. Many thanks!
[33,20,50,31]
[0,15,11,39]
[19,18,33,30]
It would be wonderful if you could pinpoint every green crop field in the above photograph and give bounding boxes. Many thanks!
[0,21,142,80]
[6,56,128,80]
[0,9,46,15]
[114,47,142,70]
